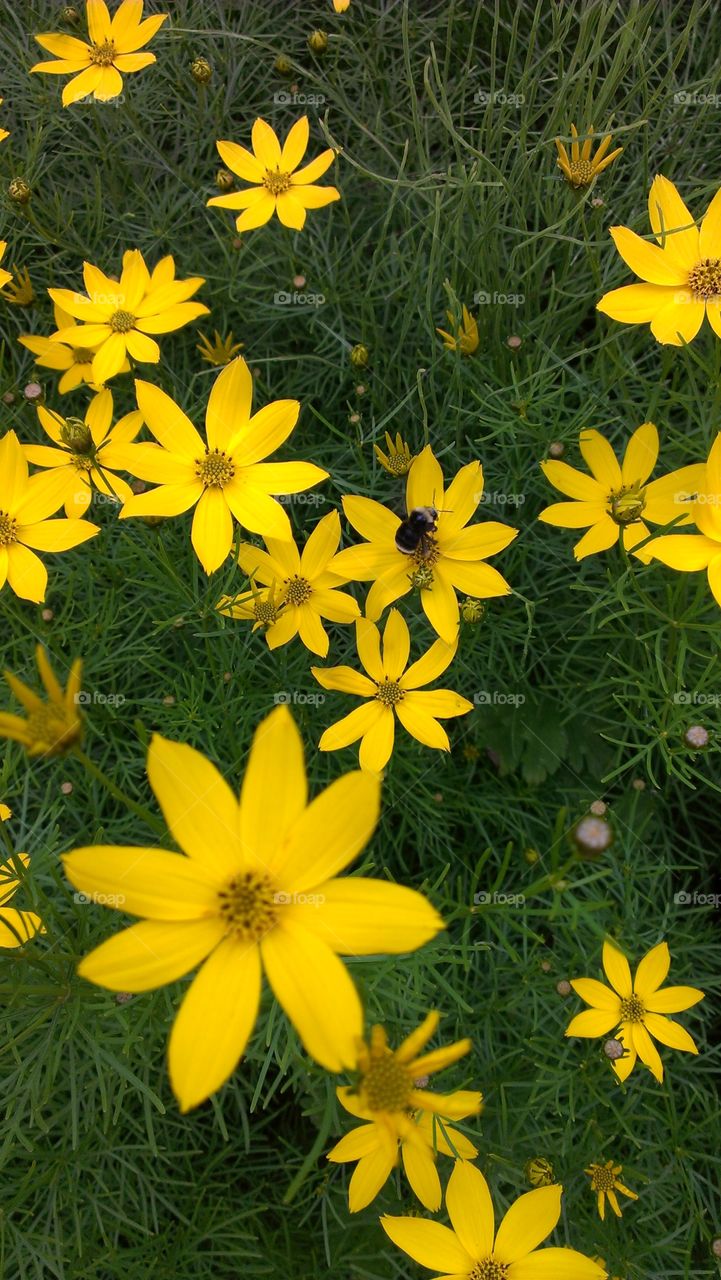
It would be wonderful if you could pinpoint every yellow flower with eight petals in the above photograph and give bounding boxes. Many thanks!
[374,431,415,477]
[0,646,83,757]
[207,116,340,232]
[328,1012,482,1212]
[648,431,721,607]
[538,423,705,560]
[565,939,705,1083]
[30,0,167,107]
[554,124,622,188]
[0,852,45,949]
[436,304,479,354]
[118,357,328,573]
[597,175,721,345]
[312,610,473,773]
[62,707,444,1111]
[586,1161,637,1221]
[19,302,130,394]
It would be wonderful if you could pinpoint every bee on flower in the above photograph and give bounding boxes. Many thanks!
[30,0,167,107]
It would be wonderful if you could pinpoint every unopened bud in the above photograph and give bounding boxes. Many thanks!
[308,29,329,53]
[190,56,212,84]
[8,177,31,205]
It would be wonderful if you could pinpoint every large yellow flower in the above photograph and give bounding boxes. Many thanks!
[62,707,444,1111]
[312,610,473,772]
[19,302,130,393]
[118,357,328,573]
[0,852,45,949]
[23,389,142,517]
[0,646,83,757]
[0,431,99,602]
[331,446,517,644]
[222,510,360,656]
[328,1012,481,1212]
[0,241,11,291]
[48,250,208,385]
[538,423,705,560]
[30,0,167,107]
[382,1159,605,1280]
[207,116,340,231]
[597,175,721,345]
[648,431,721,606]
[566,939,705,1084]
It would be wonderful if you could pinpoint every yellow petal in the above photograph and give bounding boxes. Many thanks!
[147,735,242,878]
[401,1139,442,1211]
[206,356,254,451]
[643,1013,698,1054]
[5,544,47,603]
[228,399,299,464]
[191,487,234,574]
[274,771,380,893]
[578,430,622,489]
[602,940,633,997]
[644,984,704,1013]
[359,705,395,771]
[540,460,605,502]
[134,379,204,458]
[647,534,716,571]
[649,295,705,346]
[494,1185,562,1264]
[565,1009,620,1037]
[261,921,362,1070]
[91,332,128,383]
[61,64,103,107]
[319,703,385,753]
[538,501,605,529]
[342,494,400,544]
[402,637,457,689]
[381,608,410,678]
[446,1159,495,1258]
[280,115,309,170]
[633,940,670,997]
[572,517,619,560]
[327,1122,380,1163]
[395,700,451,751]
[631,1022,664,1082]
[407,445,445,512]
[251,117,282,167]
[291,149,336,185]
[348,1147,397,1212]
[78,917,226,992]
[380,1216,474,1274]
[509,1247,606,1280]
[420,569,460,644]
[609,226,688,285]
[216,138,264,183]
[647,174,700,269]
[303,877,443,955]
[238,705,307,873]
[62,846,222,919]
[596,281,674,322]
[570,978,620,1011]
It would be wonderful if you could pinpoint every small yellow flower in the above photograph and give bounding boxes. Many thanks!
[0,98,9,144]
[207,116,340,232]
[30,0,167,107]
[349,342,369,368]
[1,266,35,306]
[436,304,479,354]
[312,609,473,773]
[327,1012,482,1212]
[566,938,705,1083]
[525,1157,555,1187]
[0,241,12,291]
[217,578,285,632]
[333,0,351,10]
[196,329,244,366]
[538,423,705,561]
[598,175,721,345]
[0,803,11,822]
[0,646,83,757]
[555,125,622,188]
[460,596,485,624]
[0,851,45,948]
[374,431,415,477]
[19,303,128,394]
[647,431,721,607]
[48,250,209,385]
[586,1161,638,1221]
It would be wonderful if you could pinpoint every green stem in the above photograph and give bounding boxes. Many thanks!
[73,748,165,836]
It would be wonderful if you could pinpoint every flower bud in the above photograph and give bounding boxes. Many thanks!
[308,29,329,53]
[8,177,31,205]
[191,56,212,84]
[350,342,369,368]
[216,168,234,191]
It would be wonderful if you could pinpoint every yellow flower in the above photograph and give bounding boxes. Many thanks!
[0,241,11,291]
[19,303,130,393]
[217,578,285,633]
[30,0,167,107]
[382,1159,605,1280]
[436,304,479,354]
[0,431,99,602]
[196,329,244,366]
[0,645,83,757]
[647,431,721,606]
[566,939,705,1083]
[226,510,360,656]
[597,175,721,345]
[118,357,328,574]
[1,266,35,306]
[0,852,45,949]
[586,1161,638,1221]
[327,1012,482,1212]
[538,423,705,561]
[374,431,415,477]
[333,0,351,11]
[0,804,11,821]
[62,706,444,1111]
[0,98,9,144]
[312,610,473,773]
[555,124,622,188]
[207,115,340,232]
[48,250,209,385]
[23,388,142,517]
[331,445,517,644]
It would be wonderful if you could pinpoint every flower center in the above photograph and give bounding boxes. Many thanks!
[196,449,235,489]
[109,309,136,334]
[254,599,280,625]
[60,417,93,455]
[25,706,78,755]
[263,168,292,195]
[89,39,117,66]
[284,575,313,606]
[688,257,721,300]
[412,535,440,567]
[609,482,646,525]
[375,677,405,707]
[217,870,278,941]
[590,1165,616,1192]
[362,1053,412,1112]
[470,1261,508,1280]
[566,159,595,187]
[619,994,645,1023]
[408,563,435,591]
[388,454,410,475]
[0,511,18,545]
[72,347,95,365]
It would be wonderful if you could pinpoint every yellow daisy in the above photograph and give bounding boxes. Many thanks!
[0,805,11,821]
[566,939,705,1083]
[23,388,142,517]
[538,423,705,560]
[597,175,721,345]
[222,510,360,657]
[62,706,444,1111]
[0,241,11,291]
[30,0,167,107]
[586,1161,638,1221]
[0,97,9,144]
[374,431,416,477]
[647,431,721,606]
[328,1012,482,1212]
[48,250,208,385]
[19,302,130,394]
[331,445,518,644]
[118,357,328,574]
[312,610,473,773]
[0,852,45,949]
[196,329,244,366]
[0,646,83,757]
[554,124,623,188]
[1,266,36,307]
[207,116,340,232]
[382,1159,605,1280]
[436,304,479,354]
[216,578,285,634]
[0,431,99,602]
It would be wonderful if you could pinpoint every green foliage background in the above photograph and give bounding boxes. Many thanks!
[0,1,719,1277]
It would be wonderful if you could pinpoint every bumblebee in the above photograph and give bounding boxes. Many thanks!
[395,506,439,556]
